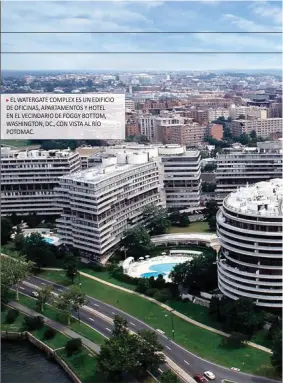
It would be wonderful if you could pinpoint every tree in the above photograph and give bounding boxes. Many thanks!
[97,321,164,381]
[271,330,282,373]
[64,254,78,283]
[169,209,190,228]
[14,226,25,251]
[23,233,53,269]
[143,205,170,235]
[1,217,14,245]
[121,225,153,260]
[160,370,180,383]
[36,285,53,313]
[170,251,217,293]
[112,315,128,337]
[204,200,218,231]
[9,212,22,226]
[1,255,33,301]
[54,286,87,325]
[136,278,150,294]
[65,338,82,356]
[26,212,41,228]
[24,315,44,330]
[209,297,265,339]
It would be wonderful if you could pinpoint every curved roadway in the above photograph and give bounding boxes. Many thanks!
[19,275,279,383]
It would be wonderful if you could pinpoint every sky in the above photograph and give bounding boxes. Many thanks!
[2,0,282,71]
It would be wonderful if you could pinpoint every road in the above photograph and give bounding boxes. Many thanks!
[18,275,279,383]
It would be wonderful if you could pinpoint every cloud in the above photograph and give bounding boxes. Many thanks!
[222,13,281,32]
[250,1,283,25]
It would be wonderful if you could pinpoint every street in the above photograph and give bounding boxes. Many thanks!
[18,276,279,383]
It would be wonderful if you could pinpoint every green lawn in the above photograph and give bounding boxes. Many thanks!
[168,221,212,234]
[39,271,276,378]
[57,348,103,383]
[17,293,106,346]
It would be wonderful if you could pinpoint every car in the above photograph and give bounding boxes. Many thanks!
[193,375,207,383]
[31,291,39,297]
[204,371,215,380]
[231,367,240,371]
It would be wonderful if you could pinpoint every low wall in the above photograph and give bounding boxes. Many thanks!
[1,331,82,383]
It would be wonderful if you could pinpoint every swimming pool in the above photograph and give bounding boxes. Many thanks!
[140,262,180,278]
[44,237,55,244]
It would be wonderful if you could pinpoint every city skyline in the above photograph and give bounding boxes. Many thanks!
[2,0,282,70]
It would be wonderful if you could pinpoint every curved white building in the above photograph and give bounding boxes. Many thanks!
[216,179,283,308]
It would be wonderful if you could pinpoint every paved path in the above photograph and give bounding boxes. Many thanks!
[8,301,101,354]
[73,270,270,353]
[22,276,280,383]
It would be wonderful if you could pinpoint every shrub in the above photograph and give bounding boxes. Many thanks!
[145,288,158,297]
[44,328,56,340]
[65,338,82,357]
[6,309,19,324]
[90,263,105,272]
[153,288,172,303]
[24,315,44,330]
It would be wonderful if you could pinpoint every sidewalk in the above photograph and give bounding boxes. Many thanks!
[31,266,273,354]
[8,301,100,354]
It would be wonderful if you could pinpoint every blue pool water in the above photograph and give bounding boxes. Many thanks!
[141,263,179,278]
[44,237,55,244]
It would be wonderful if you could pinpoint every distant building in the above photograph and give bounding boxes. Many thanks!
[1,147,81,217]
[231,118,282,138]
[215,141,283,203]
[207,124,223,140]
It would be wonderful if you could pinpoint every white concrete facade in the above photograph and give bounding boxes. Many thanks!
[158,145,201,211]
[1,147,81,216]
[215,141,283,204]
[56,152,165,261]
[216,179,283,308]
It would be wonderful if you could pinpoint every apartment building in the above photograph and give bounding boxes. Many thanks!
[231,118,282,138]
[217,179,282,308]
[125,99,135,111]
[215,141,282,203]
[1,147,81,216]
[206,124,223,140]
[158,145,201,211]
[229,105,268,120]
[207,108,229,122]
[55,152,165,261]
[138,115,157,141]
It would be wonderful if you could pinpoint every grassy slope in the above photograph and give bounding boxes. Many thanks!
[39,271,275,377]
[168,221,212,234]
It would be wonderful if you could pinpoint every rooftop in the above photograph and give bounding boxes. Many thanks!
[224,179,283,217]
[1,147,75,159]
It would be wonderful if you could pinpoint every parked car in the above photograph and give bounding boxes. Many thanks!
[31,291,39,298]
[193,375,207,383]
[204,371,215,380]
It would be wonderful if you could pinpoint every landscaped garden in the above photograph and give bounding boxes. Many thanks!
[38,270,277,378]
[168,221,211,234]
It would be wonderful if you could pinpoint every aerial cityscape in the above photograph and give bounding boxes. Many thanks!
[1,1,282,383]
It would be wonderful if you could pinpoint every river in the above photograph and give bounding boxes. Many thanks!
[1,340,72,383]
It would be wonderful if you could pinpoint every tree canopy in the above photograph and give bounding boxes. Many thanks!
[121,225,153,259]
[204,200,218,231]
[170,251,217,293]
[1,217,14,245]
[143,204,171,235]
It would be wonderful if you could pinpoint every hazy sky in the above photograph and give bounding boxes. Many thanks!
[2,0,282,71]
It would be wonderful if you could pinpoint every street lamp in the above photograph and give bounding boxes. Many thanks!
[165,311,175,341]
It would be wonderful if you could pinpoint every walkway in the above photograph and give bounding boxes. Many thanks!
[8,301,100,354]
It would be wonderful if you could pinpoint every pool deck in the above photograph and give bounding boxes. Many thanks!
[123,255,192,282]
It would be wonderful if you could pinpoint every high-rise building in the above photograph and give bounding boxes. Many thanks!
[215,141,282,204]
[158,145,201,211]
[216,179,282,308]
[56,152,165,261]
[1,147,81,217]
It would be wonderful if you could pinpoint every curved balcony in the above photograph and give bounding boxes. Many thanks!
[218,230,282,252]
[224,253,282,270]
[217,211,282,236]
[218,259,282,279]
[219,239,283,259]
[218,269,283,294]
[218,279,283,301]
[217,226,282,244]
[217,263,282,286]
